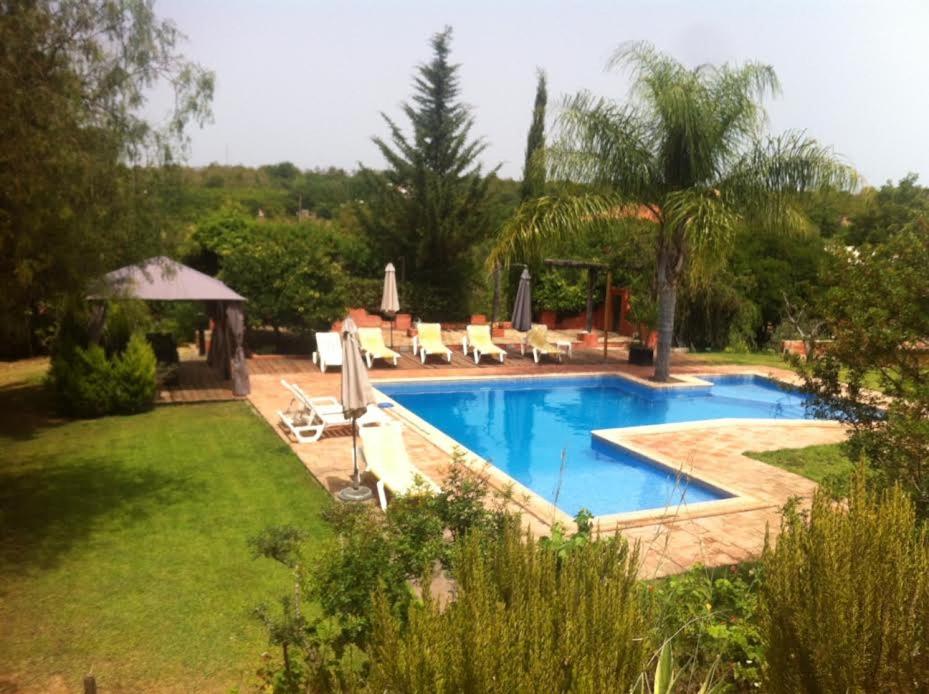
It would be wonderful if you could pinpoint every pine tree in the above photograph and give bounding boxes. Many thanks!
[358,27,496,318]
[520,69,548,201]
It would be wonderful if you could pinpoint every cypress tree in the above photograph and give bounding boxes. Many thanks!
[520,69,548,201]
[358,27,496,318]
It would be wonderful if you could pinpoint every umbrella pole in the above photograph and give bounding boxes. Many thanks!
[352,417,359,488]
[338,416,373,502]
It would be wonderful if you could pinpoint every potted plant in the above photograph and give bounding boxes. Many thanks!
[627,283,658,366]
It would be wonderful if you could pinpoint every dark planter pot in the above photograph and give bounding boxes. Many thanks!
[628,344,654,366]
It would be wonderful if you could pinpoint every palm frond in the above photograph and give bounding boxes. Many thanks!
[550,91,657,196]
[723,131,858,232]
[486,193,621,270]
[662,187,739,284]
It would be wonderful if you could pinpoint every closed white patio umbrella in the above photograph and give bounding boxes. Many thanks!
[338,317,375,502]
[380,262,400,349]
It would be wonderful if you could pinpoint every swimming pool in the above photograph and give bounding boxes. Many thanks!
[376,374,815,517]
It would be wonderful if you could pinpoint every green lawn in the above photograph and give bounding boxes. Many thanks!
[686,350,790,370]
[0,365,332,692]
[746,443,856,491]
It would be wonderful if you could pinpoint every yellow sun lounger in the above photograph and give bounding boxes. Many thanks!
[357,327,400,367]
[413,322,452,364]
[523,324,563,364]
[463,325,506,364]
[360,422,440,509]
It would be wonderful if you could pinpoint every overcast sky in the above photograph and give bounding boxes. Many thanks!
[150,0,929,187]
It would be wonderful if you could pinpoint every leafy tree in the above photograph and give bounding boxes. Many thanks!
[357,27,497,317]
[490,42,853,380]
[520,69,548,201]
[845,173,929,246]
[0,0,213,356]
[215,223,349,334]
[798,225,929,515]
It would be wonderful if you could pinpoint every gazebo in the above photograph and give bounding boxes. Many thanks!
[90,256,250,396]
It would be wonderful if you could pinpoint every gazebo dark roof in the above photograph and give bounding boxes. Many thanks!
[91,256,245,302]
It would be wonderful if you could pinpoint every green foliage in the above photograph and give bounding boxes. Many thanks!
[250,525,308,570]
[49,343,115,418]
[49,331,156,417]
[111,333,157,414]
[652,564,764,690]
[103,300,154,355]
[798,225,929,514]
[521,69,548,201]
[845,173,929,245]
[357,27,498,316]
[539,508,594,560]
[189,211,349,333]
[367,523,651,692]
[0,0,213,357]
[533,269,588,314]
[759,481,929,692]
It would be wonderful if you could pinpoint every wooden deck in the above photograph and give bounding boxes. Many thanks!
[157,338,636,404]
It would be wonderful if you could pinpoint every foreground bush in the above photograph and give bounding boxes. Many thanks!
[49,332,157,417]
[760,481,929,692]
[367,524,651,692]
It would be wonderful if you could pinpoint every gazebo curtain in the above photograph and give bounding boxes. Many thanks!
[206,300,250,396]
[226,302,250,396]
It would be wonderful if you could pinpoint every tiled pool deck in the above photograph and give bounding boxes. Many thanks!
[245,347,847,578]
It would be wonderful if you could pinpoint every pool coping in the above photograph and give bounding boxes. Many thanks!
[371,369,832,530]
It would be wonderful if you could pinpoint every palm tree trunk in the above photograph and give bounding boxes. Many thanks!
[654,249,677,382]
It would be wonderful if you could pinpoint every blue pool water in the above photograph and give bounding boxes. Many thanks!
[377,375,815,516]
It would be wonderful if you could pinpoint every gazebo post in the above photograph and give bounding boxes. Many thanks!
[585,268,596,333]
[603,272,612,362]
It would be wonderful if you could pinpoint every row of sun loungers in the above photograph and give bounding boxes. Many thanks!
[312,323,567,371]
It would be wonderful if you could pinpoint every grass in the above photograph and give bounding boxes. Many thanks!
[0,361,333,692]
[746,443,856,491]
[686,350,790,370]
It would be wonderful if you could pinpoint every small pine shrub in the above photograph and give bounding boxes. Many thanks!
[49,331,156,417]
[760,479,929,692]
[367,523,652,692]
[111,332,157,413]
[49,343,114,417]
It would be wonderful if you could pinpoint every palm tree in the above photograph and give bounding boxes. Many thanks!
[489,43,855,381]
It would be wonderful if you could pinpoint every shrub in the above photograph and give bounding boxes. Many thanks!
[759,480,929,692]
[651,563,764,689]
[103,299,153,355]
[111,332,157,413]
[49,342,114,418]
[367,524,652,692]
[533,268,588,315]
[798,226,929,515]
[49,331,157,417]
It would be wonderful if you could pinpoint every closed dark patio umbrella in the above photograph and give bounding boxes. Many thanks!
[511,267,532,333]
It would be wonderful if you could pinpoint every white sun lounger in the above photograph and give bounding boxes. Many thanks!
[462,324,506,364]
[277,379,387,443]
[360,422,440,509]
[311,331,343,373]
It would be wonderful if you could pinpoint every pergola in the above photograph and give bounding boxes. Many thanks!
[89,256,250,396]
[543,258,614,359]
